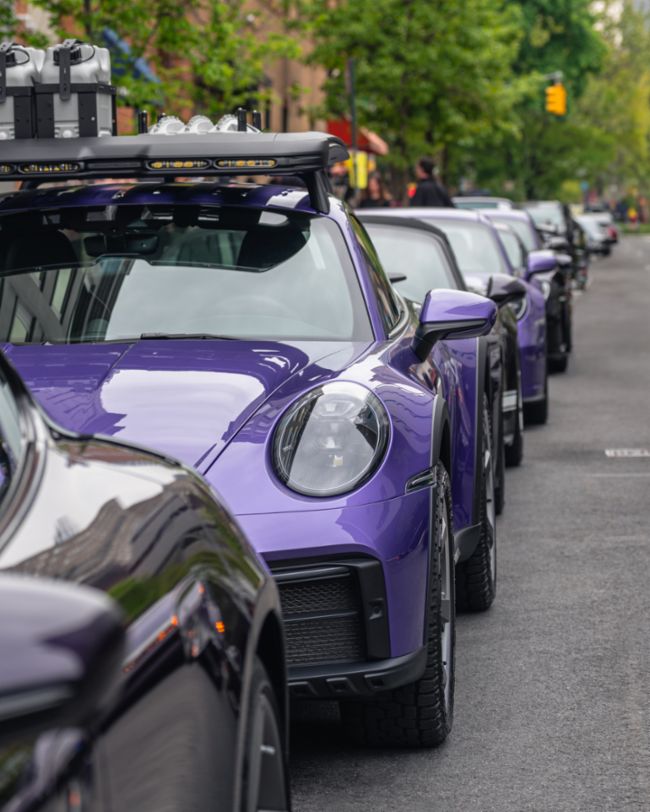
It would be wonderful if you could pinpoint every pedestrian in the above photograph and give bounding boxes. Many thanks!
[628,205,639,230]
[358,171,392,209]
[409,158,454,207]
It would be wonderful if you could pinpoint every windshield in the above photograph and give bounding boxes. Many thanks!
[421,218,509,278]
[525,203,565,231]
[489,215,538,251]
[0,205,372,344]
[363,224,457,302]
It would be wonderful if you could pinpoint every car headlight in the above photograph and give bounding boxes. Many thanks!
[509,294,528,321]
[273,382,389,497]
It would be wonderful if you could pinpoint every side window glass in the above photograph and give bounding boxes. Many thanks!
[0,373,22,503]
[349,215,402,332]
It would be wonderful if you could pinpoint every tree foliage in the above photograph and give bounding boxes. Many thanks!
[303,0,526,178]
[574,1,650,196]
[465,0,606,198]
[2,0,646,200]
[22,0,299,118]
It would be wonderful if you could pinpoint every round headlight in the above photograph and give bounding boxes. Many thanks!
[273,382,389,497]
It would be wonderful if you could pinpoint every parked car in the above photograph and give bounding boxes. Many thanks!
[523,200,589,289]
[576,213,613,256]
[486,210,572,373]
[358,212,525,492]
[379,208,553,424]
[452,196,514,210]
[592,210,619,243]
[0,129,499,748]
[0,351,289,811]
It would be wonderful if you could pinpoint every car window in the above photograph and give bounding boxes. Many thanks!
[421,218,509,279]
[489,216,538,252]
[363,224,457,303]
[349,216,402,333]
[497,228,526,273]
[0,206,373,343]
[525,203,565,231]
[0,372,23,503]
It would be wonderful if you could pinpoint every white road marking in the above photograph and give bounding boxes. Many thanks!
[604,448,650,458]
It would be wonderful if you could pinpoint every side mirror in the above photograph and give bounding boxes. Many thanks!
[526,249,557,280]
[0,575,125,748]
[412,289,497,361]
[546,235,570,252]
[487,274,527,306]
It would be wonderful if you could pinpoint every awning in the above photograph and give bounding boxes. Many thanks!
[327,118,389,156]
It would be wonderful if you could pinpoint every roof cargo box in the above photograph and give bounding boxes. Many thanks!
[35,40,116,139]
[0,43,44,139]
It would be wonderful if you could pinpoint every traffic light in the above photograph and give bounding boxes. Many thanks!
[545,83,567,116]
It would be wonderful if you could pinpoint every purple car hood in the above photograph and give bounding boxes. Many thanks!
[4,339,368,473]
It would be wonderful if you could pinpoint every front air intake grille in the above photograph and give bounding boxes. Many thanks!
[279,574,358,616]
[275,567,366,666]
[283,614,365,665]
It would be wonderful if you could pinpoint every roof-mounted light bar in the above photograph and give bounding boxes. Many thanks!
[0,130,348,212]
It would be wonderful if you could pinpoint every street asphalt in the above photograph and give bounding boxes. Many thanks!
[289,236,650,812]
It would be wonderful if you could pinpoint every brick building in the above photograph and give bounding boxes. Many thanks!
[11,1,325,131]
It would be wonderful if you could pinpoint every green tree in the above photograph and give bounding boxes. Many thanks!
[303,0,526,190]
[28,0,299,119]
[0,0,15,39]
[574,1,650,198]
[470,0,606,198]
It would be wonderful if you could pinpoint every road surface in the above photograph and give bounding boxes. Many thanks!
[290,236,650,812]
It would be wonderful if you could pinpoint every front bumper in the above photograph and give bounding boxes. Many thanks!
[287,646,427,700]
[235,490,433,695]
[270,556,427,699]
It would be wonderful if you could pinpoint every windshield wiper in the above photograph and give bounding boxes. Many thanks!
[138,332,238,341]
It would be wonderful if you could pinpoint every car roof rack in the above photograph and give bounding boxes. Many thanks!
[0,130,349,213]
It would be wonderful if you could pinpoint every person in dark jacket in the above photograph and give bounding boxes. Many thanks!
[358,171,393,209]
[409,158,454,207]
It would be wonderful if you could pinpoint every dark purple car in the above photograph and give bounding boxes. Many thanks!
[357,212,527,505]
[0,131,497,747]
[0,352,289,811]
[486,209,573,374]
[385,208,554,425]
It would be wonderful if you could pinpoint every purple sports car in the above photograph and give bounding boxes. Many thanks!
[0,130,497,747]
[486,209,573,374]
[386,208,554,425]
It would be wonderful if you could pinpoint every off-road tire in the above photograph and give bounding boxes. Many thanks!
[524,371,549,425]
[505,372,524,468]
[340,463,455,748]
[241,658,289,812]
[549,353,568,374]
[456,395,497,613]
[493,406,505,516]
[548,318,569,374]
